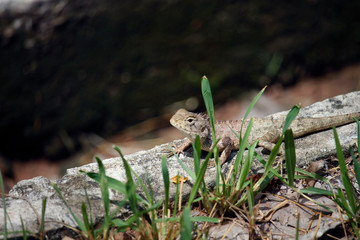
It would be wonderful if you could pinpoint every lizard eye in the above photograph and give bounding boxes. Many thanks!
[186,117,195,124]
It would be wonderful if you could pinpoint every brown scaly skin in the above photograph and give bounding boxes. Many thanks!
[170,108,360,165]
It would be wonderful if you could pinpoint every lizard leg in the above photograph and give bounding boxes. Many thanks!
[219,137,234,165]
[220,145,233,165]
[257,140,285,155]
[171,138,192,156]
[257,129,284,155]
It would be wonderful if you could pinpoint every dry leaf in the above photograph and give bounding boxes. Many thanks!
[171,175,188,184]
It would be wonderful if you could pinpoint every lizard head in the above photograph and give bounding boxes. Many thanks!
[170,108,210,142]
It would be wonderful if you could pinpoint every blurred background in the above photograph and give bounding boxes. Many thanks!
[1,0,360,192]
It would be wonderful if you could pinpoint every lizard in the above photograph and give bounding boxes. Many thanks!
[170,108,360,165]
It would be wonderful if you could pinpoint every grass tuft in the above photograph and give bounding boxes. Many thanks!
[42,78,359,239]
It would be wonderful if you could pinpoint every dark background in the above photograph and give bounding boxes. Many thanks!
[1,0,360,161]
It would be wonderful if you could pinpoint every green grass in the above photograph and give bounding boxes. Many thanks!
[300,120,360,238]
[0,171,7,240]
[2,77,359,239]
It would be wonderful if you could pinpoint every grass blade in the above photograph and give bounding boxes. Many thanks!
[247,180,255,229]
[236,141,256,190]
[193,135,211,207]
[333,127,356,214]
[202,76,225,197]
[186,142,220,206]
[284,129,296,187]
[116,147,155,210]
[0,171,7,240]
[264,136,283,175]
[190,216,219,223]
[84,172,125,193]
[112,218,130,228]
[39,197,47,240]
[255,152,284,182]
[335,188,353,216]
[295,167,329,183]
[350,148,360,192]
[300,187,333,196]
[233,118,253,175]
[84,187,95,238]
[123,170,138,216]
[282,105,300,134]
[162,155,170,217]
[295,213,300,240]
[193,135,202,175]
[180,206,192,240]
[201,76,220,169]
[241,86,267,128]
[20,216,27,240]
[352,117,360,190]
[52,183,87,234]
[115,149,135,186]
[354,117,360,153]
[170,147,196,180]
[235,87,267,183]
[81,202,93,239]
[201,76,221,190]
[228,87,266,192]
[126,181,140,225]
[84,172,147,205]
[201,76,215,134]
[95,157,112,239]
[172,174,180,217]
[116,146,155,207]
[156,217,179,223]
[187,153,211,205]
[96,158,110,216]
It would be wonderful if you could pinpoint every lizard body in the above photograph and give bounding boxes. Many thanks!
[170,108,360,165]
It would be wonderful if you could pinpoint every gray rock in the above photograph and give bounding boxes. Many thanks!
[208,220,249,240]
[0,91,359,238]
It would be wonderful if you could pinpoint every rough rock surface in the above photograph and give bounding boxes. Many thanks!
[0,91,359,238]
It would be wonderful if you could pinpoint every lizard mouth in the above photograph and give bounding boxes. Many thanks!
[169,117,176,127]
